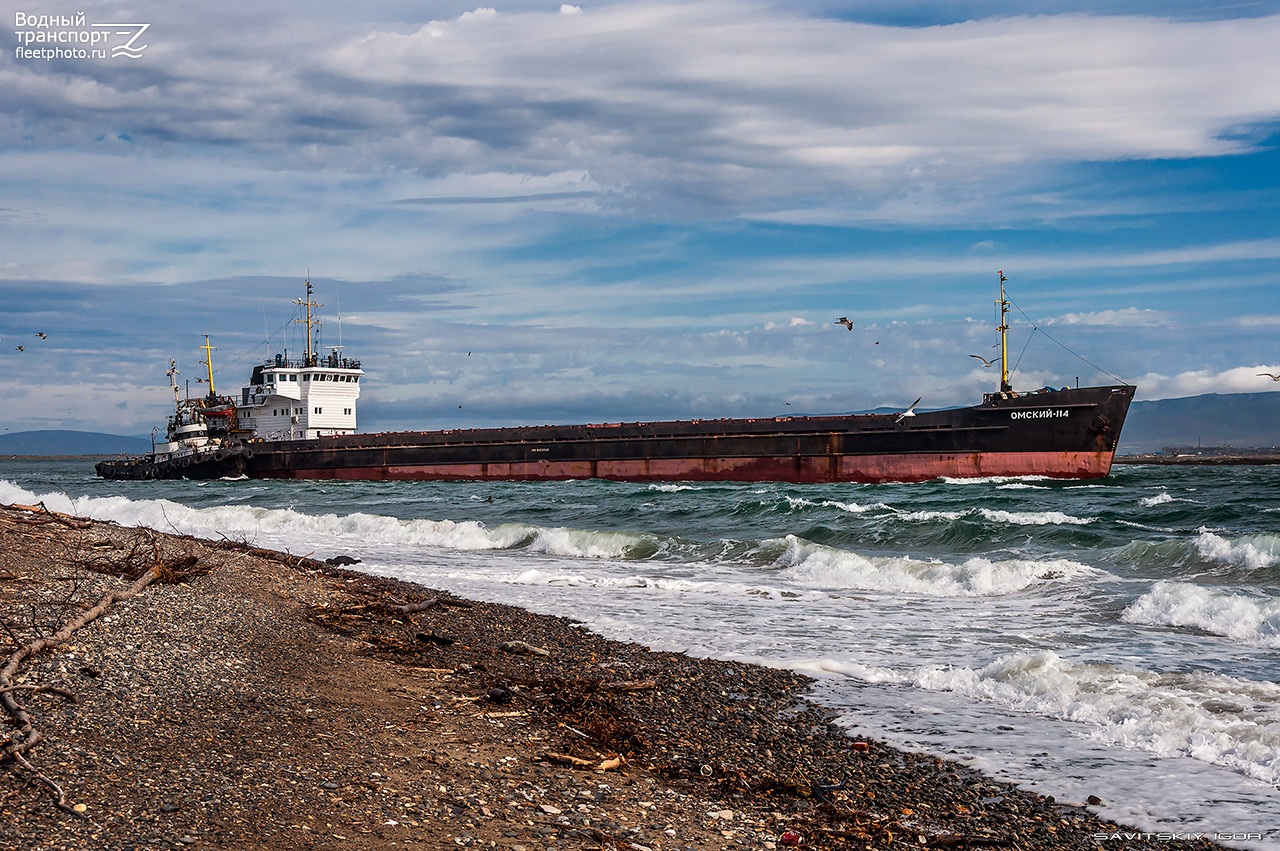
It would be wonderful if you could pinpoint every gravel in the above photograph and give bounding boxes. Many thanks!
[0,502,1229,851]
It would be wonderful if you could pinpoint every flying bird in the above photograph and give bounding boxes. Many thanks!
[835,317,853,331]
[970,354,997,367]
[1259,373,1280,381]
[14,346,24,352]
[895,397,922,424]
[36,332,46,340]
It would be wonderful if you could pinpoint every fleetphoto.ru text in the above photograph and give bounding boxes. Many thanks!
[14,12,149,60]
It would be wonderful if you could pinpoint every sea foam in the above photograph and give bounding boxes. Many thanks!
[1194,530,1280,571]
[1123,581,1280,648]
[767,535,1096,596]
[915,649,1280,786]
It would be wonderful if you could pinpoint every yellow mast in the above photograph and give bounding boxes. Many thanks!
[200,336,217,397]
[997,271,1012,393]
[294,276,323,366]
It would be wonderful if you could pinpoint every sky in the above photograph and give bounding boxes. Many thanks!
[3,0,1280,436]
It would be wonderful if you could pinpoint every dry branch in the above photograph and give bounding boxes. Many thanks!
[0,524,206,815]
[399,599,440,614]
[7,503,93,530]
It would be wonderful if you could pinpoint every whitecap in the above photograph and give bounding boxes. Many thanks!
[1122,582,1280,648]
[941,475,1054,485]
[914,650,1280,785]
[1194,531,1280,571]
[979,508,1094,526]
[767,535,1096,597]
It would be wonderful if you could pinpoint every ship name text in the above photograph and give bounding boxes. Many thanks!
[1010,409,1069,421]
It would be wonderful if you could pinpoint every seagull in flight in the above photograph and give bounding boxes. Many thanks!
[835,317,853,331]
[970,354,997,367]
[1259,373,1280,381]
[895,397,922,423]
[36,332,46,340]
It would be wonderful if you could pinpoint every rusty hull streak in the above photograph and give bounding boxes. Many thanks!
[251,450,1115,484]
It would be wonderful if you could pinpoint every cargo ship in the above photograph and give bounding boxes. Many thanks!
[96,275,1135,484]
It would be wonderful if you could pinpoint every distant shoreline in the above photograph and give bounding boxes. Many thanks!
[1115,453,1280,466]
[0,455,113,461]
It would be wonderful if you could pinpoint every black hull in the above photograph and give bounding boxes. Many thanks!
[95,451,246,481]
[236,385,1135,484]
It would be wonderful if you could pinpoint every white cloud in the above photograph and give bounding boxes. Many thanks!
[764,317,814,329]
[1053,308,1172,327]
[1133,366,1280,400]
[1235,315,1280,328]
[10,5,1277,218]
[460,7,499,22]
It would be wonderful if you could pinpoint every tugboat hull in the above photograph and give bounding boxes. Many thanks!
[95,451,245,481]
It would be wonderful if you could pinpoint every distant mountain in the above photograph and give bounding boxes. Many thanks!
[1118,391,1280,454]
[0,430,149,456]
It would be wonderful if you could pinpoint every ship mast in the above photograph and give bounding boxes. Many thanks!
[200,336,217,397]
[997,271,1012,393]
[294,276,323,367]
[167,358,180,408]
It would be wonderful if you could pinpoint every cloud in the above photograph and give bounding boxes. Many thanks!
[764,317,814,329]
[6,5,1280,221]
[4,3,1280,435]
[1235,314,1280,328]
[1133,366,1280,400]
[1052,308,1172,327]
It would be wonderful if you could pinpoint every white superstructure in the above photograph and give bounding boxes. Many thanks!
[235,279,363,441]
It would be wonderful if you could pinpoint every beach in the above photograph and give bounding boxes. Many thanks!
[0,501,1232,851]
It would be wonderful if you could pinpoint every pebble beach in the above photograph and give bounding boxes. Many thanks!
[0,501,1232,851]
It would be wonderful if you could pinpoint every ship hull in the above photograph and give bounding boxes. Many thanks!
[95,451,245,481]
[241,385,1135,484]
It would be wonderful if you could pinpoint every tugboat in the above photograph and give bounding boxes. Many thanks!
[95,340,250,480]
[97,279,361,481]
[99,273,1135,484]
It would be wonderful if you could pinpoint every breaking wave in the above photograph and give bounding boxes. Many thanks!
[1122,582,1280,648]
[761,534,1097,597]
[914,650,1280,786]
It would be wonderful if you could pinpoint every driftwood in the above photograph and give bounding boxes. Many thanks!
[0,514,208,815]
[543,751,627,771]
[6,503,94,531]
[399,599,440,614]
[0,563,161,814]
[0,684,77,702]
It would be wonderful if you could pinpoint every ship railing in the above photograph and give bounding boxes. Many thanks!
[261,355,363,370]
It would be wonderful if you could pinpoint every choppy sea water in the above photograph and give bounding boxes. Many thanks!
[2,459,1278,848]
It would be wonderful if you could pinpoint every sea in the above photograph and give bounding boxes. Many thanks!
[1,459,1277,849]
